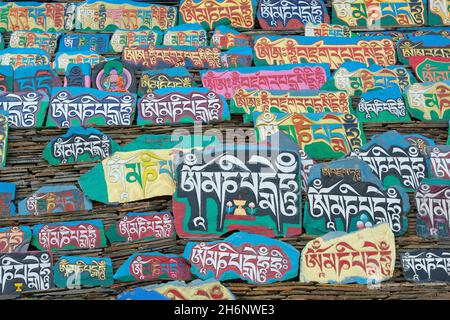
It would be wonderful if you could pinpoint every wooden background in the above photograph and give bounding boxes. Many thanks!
[1,0,450,300]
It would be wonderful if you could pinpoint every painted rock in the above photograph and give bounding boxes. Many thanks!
[402,249,450,282]
[179,0,257,30]
[0,48,50,69]
[42,127,120,165]
[138,67,194,96]
[0,226,31,253]
[109,29,162,53]
[346,130,431,191]
[397,36,450,65]
[58,34,110,54]
[253,36,396,69]
[137,87,230,125]
[356,88,411,123]
[404,81,450,121]
[210,25,252,50]
[32,219,107,252]
[117,279,235,300]
[18,185,92,216]
[13,65,61,97]
[405,134,436,156]
[429,2,450,26]
[200,63,331,99]
[258,0,329,30]
[0,111,8,167]
[304,158,409,236]
[106,212,175,243]
[163,23,208,47]
[63,63,91,88]
[46,87,137,127]
[114,253,191,282]
[0,66,13,92]
[173,145,302,238]
[305,22,352,37]
[0,252,53,296]
[409,56,450,82]
[9,31,60,54]
[300,223,396,284]
[428,145,450,179]
[0,182,16,216]
[411,28,450,37]
[254,112,366,159]
[184,232,300,284]
[53,51,107,74]
[54,256,113,288]
[0,91,49,128]
[92,59,137,93]
[357,30,406,43]
[416,179,450,238]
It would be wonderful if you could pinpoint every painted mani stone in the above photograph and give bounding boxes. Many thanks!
[0,226,31,253]
[300,223,396,284]
[409,57,450,82]
[0,111,8,167]
[332,0,426,27]
[179,0,257,30]
[397,36,450,65]
[304,158,409,236]
[0,182,16,216]
[404,81,450,121]
[75,0,177,32]
[46,87,137,128]
[412,28,450,37]
[428,145,450,179]
[114,253,191,282]
[429,0,450,25]
[92,60,137,93]
[200,64,331,99]
[406,134,436,156]
[254,112,366,159]
[163,24,208,47]
[231,89,351,123]
[53,51,107,74]
[137,87,230,125]
[138,67,194,96]
[323,62,416,96]
[0,66,13,92]
[0,91,49,128]
[64,64,91,88]
[356,88,411,123]
[346,131,430,191]
[253,36,397,69]
[110,29,162,53]
[32,219,107,252]
[402,249,450,282]
[0,2,76,32]
[416,179,450,238]
[173,145,302,238]
[117,279,235,300]
[0,252,53,296]
[9,31,59,54]
[13,65,62,97]
[183,232,300,284]
[357,30,407,43]
[18,185,93,216]
[58,34,110,54]
[0,48,50,69]
[305,22,352,37]
[257,0,329,30]
[54,256,113,288]
[210,25,252,50]
[43,127,120,165]
[78,134,217,205]
[106,212,175,243]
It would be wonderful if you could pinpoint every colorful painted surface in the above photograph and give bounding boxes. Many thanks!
[0,182,16,216]
[109,29,162,53]
[402,249,450,282]
[92,60,137,93]
[200,63,330,99]
[254,112,366,159]
[429,0,450,25]
[404,81,450,121]
[428,145,450,179]
[63,63,91,88]
[114,253,191,282]
[138,67,194,96]
[304,158,409,236]
[106,212,175,243]
[0,226,31,253]
[0,111,8,167]
[163,23,208,47]
[0,66,13,92]
[300,223,396,284]
[409,56,450,82]
[0,91,49,128]
[43,127,120,165]
[54,256,113,288]
[416,178,450,238]
[53,51,106,74]
[32,219,106,252]
[253,36,396,69]
[184,232,300,284]
[179,0,257,30]
[137,87,230,125]
[0,48,50,69]
[397,36,450,65]
[173,145,302,238]
[13,65,61,97]
[210,25,252,50]
[46,87,137,127]
[58,34,110,53]
[305,22,352,37]
[9,31,60,54]
[75,0,177,32]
